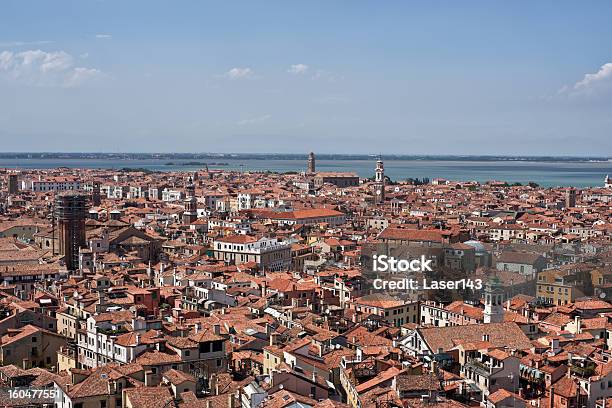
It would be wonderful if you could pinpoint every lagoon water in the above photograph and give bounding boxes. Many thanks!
[1,158,611,187]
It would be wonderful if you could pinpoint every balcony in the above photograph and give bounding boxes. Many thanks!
[464,359,498,377]
[570,363,596,378]
[98,327,128,336]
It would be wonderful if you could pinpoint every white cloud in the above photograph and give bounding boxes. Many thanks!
[288,64,308,74]
[0,51,13,70]
[559,62,612,97]
[0,49,103,87]
[225,67,254,80]
[95,34,112,39]
[64,67,103,87]
[574,63,612,90]
[237,114,271,126]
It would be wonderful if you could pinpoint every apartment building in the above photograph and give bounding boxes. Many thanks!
[22,177,82,192]
[212,235,291,271]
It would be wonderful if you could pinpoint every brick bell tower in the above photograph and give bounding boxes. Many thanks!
[182,178,198,225]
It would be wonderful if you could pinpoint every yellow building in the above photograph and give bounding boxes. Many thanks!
[57,347,77,372]
[536,270,585,306]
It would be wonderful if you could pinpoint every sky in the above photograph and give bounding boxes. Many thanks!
[1,1,612,156]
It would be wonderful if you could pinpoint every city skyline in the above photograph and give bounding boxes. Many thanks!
[1,1,612,155]
[4,3,612,408]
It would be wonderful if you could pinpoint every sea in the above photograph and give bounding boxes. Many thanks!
[1,158,611,188]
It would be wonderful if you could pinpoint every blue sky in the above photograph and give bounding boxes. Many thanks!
[1,1,611,155]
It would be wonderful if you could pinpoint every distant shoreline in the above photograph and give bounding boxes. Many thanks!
[164,161,229,166]
[0,153,609,163]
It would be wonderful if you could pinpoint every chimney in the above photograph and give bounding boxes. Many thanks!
[228,393,236,408]
[574,316,582,334]
[7,329,20,338]
[108,379,117,394]
[206,401,212,408]
[551,338,560,354]
[194,322,202,333]
[135,333,141,345]
[144,371,154,387]
[550,387,555,408]
[209,374,218,396]
[213,324,221,335]
[270,333,278,346]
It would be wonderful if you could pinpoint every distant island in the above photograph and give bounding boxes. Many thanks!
[164,161,229,166]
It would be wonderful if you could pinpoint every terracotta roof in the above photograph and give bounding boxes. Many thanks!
[124,386,174,408]
[378,227,444,242]
[418,322,532,353]
[163,368,195,385]
[353,293,405,309]
[394,373,441,392]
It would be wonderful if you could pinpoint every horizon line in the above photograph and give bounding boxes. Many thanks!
[0,152,610,159]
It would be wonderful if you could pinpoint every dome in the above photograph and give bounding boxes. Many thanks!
[464,240,486,254]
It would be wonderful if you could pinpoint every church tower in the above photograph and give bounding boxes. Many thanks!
[565,188,576,208]
[182,178,198,225]
[606,175,612,188]
[307,152,316,174]
[373,157,385,204]
[483,277,504,324]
